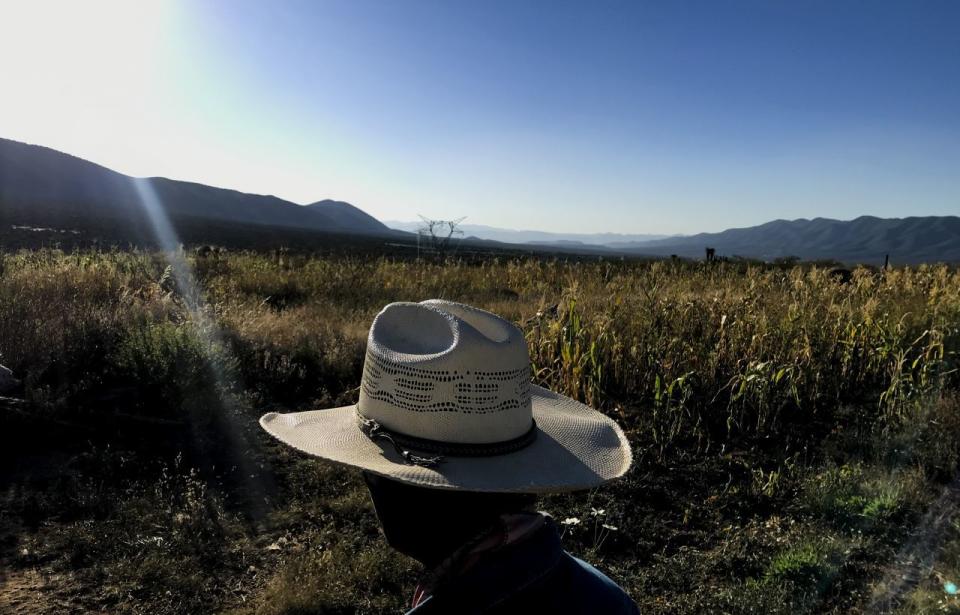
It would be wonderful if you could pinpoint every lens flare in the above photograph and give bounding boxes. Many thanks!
[130,176,270,516]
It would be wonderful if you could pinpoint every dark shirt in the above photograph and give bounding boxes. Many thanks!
[407,517,639,615]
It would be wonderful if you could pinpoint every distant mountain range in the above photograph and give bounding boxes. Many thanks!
[387,217,960,264]
[1,137,957,263]
[625,216,960,264]
[0,138,393,242]
[384,220,671,247]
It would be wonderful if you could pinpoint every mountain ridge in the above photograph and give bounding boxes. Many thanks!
[2,137,957,263]
[307,199,388,232]
[628,215,960,264]
[384,220,672,246]
[0,137,391,238]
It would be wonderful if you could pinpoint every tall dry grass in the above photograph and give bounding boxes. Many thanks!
[2,249,959,614]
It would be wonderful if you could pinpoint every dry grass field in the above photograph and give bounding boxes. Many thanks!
[1,249,959,613]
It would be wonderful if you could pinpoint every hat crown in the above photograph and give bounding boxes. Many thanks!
[358,300,532,444]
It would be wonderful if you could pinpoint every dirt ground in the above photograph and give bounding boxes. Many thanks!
[0,567,57,614]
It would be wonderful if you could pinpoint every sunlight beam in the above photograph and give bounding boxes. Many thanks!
[129,176,271,517]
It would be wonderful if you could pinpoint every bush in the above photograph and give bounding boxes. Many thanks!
[765,541,839,589]
[109,321,227,420]
[801,463,925,532]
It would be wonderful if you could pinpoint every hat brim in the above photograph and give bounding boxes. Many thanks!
[259,385,632,493]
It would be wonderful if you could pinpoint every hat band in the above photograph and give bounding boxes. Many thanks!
[356,407,538,468]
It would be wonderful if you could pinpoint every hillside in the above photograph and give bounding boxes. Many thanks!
[0,138,392,241]
[3,138,958,263]
[629,216,960,264]
[389,215,960,264]
[306,199,389,232]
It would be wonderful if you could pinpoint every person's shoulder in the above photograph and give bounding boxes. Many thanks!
[567,555,626,590]
[406,523,639,615]
[561,554,640,614]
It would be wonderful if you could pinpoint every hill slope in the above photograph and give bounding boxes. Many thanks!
[3,138,957,263]
[0,138,390,239]
[628,216,960,264]
[306,199,389,232]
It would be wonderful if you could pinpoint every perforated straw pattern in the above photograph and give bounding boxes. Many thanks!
[361,350,532,415]
[356,300,537,443]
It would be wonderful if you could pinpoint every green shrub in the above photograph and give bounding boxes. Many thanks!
[764,540,840,592]
[109,321,226,420]
[802,464,924,531]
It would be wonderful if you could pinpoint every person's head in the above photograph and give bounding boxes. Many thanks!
[362,471,536,567]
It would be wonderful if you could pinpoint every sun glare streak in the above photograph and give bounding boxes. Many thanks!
[130,178,202,310]
[130,176,270,516]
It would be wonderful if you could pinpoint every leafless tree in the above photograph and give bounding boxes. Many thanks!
[417,216,466,260]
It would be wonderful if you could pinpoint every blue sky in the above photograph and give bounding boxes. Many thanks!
[1,0,957,234]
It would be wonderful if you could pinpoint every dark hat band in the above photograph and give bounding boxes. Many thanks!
[356,407,538,467]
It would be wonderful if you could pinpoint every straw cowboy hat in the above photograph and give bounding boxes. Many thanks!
[259,300,632,493]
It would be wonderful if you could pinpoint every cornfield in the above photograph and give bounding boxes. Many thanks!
[1,249,959,614]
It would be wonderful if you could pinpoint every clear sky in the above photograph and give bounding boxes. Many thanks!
[1,1,957,235]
